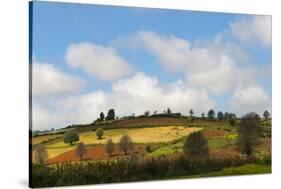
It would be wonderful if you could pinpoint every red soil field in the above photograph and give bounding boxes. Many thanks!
[202,129,228,138]
[46,144,147,164]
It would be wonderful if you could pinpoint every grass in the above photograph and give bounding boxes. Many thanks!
[147,146,177,157]
[208,138,235,149]
[32,134,63,145]
[179,164,271,178]
[47,126,202,148]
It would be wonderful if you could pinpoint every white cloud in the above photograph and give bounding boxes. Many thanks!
[33,72,216,130]
[66,42,133,81]
[33,61,85,97]
[230,15,271,47]
[229,85,271,115]
[124,31,254,94]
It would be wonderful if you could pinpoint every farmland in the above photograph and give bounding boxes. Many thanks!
[31,115,272,187]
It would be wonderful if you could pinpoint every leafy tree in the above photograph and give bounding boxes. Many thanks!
[208,109,215,119]
[34,144,48,165]
[100,112,105,121]
[237,112,261,156]
[228,113,237,126]
[224,112,229,120]
[63,131,79,145]
[263,110,270,120]
[153,111,157,115]
[167,108,171,114]
[201,112,205,119]
[106,109,115,120]
[183,131,208,158]
[217,111,224,120]
[76,143,87,161]
[145,145,152,153]
[119,135,134,155]
[105,138,115,156]
[144,110,150,117]
[96,128,104,139]
[189,109,194,117]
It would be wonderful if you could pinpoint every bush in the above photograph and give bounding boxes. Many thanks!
[146,145,152,153]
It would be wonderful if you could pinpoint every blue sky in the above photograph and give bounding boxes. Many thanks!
[31,1,272,130]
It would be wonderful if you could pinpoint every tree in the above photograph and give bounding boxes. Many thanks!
[237,112,261,156]
[208,109,215,119]
[63,131,79,145]
[76,143,87,161]
[183,131,208,158]
[106,109,115,120]
[144,110,150,117]
[100,112,105,121]
[96,128,104,139]
[224,112,229,120]
[153,111,157,115]
[217,111,224,120]
[228,113,236,126]
[167,108,171,114]
[119,135,134,155]
[201,112,205,119]
[34,144,47,164]
[189,109,194,117]
[105,138,115,156]
[263,110,270,120]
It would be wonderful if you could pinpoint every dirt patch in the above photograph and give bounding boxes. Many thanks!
[202,129,227,138]
[46,144,146,164]
[209,147,240,159]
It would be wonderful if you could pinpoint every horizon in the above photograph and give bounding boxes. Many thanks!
[31,1,272,130]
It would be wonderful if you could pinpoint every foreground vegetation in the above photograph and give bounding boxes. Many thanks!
[31,109,272,187]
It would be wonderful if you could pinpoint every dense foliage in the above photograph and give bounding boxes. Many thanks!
[183,131,208,158]
[31,155,270,187]
[63,131,79,145]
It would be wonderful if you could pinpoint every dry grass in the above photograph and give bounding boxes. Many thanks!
[47,126,202,148]
[32,134,62,145]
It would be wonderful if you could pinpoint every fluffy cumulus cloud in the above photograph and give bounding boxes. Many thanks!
[66,42,133,81]
[230,15,272,47]
[125,31,254,94]
[229,85,271,115]
[33,72,216,130]
[33,61,85,97]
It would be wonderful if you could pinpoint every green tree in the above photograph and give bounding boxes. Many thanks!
[119,135,134,155]
[105,138,115,156]
[201,112,205,119]
[208,109,215,119]
[144,110,150,117]
[228,113,237,126]
[34,144,48,165]
[100,112,105,121]
[183,131,208,158]
[237,112,261,156]
[217,111,224,120]
[96,128,104,139]
[106,109,115,120]
[167,108,171,114]
[63,131,79,145]
[224,112,229,120]
[189,109,194,117]
[263,110,270,120]
[76,142,87,161]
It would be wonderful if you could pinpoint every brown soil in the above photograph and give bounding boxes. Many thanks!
[111,117,189,127]
[202,129,227,138]
[209,147,240,159]
[46,144,146,164]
